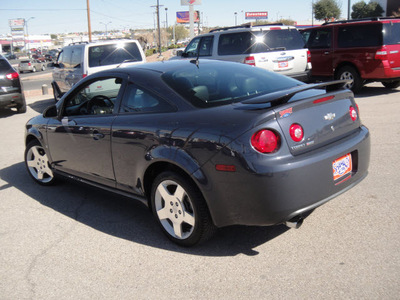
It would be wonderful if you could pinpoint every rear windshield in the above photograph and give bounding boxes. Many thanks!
[0,59,12,72]
[88,42,143,67]
[162,62,301,108]
[383,22,400,45]
[218,29,305,56]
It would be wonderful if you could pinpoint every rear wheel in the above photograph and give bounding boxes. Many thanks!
[151,171,216,246]
[17,99,27,113]
[25,140,56,185]
[41,65,46,71]
[336,66,363,93]
[382,80,400,89]
[32,67,36,73]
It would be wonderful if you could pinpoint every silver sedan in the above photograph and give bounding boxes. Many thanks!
[19,59,46,73]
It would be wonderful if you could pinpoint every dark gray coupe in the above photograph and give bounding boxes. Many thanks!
[25,59,370,246]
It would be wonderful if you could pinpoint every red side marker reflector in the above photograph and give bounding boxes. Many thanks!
[313,95,335,104]
[215,164,236,172]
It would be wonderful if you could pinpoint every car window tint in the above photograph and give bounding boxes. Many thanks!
[218,32,250,55]
[71,48,82,68]
[63,77,122,116]
[383,22,400,45]
[255,29,305,51]
[60,47,73,68]
[120,84,174,113]
[338,24,382,48]
[306,28,332,49]
[88,42,143,67]
[162,62,301,108]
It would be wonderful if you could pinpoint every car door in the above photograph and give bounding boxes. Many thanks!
[46,73,127,187]
[183,36,214,58]
[305,28,333,77]
[111,83,176,195]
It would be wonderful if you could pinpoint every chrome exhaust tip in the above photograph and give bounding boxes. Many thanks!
[285,217,304,229]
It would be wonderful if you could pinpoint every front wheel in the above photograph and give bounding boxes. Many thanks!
[335,66,363,93]
[41,65,45,71]
[25,140,56,185]
[151,171,216,246]
[32,67,36,73]
[382,80,400,89]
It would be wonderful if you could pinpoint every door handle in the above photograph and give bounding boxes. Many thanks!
[92,130,105,140]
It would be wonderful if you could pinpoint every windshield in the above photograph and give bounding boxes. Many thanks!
[162,61,302,108]
[88,42,143,67]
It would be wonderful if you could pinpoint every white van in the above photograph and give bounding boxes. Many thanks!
[52,40,146,101]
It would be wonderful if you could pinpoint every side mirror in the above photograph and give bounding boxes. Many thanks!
[43,105,58,118]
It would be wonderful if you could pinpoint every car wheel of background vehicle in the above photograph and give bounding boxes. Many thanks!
[382,80,400,89]
[151,171,216,246]
[336,66,363,93]
[32,67,36,73]
[17,100,27,113]
[41,65,45,71]
[25,140,56,185]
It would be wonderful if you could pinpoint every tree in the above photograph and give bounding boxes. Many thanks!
[313,0,341,21]
[351,1,384,19]
[167,25,189,44]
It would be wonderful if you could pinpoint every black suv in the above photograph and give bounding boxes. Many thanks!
[0,55,26,113]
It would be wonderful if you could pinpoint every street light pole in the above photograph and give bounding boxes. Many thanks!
[25,17,35,58]
[234,12,237,26]
[100,21,112,38]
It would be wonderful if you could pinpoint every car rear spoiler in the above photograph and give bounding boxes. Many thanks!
[241,80,352,105]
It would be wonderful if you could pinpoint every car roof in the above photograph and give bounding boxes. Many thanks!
[321,16,400,27]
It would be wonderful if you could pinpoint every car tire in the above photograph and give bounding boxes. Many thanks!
[17,99,27,113]
[382,80,400,89]
[41,65,45,71]
[32,67,36,73]
[336,66,363,93]
[151,171,216,246]
[25,140,56,186]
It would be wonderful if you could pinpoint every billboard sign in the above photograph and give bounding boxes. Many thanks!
[177,11,200,23]
[245,12,268,20]
[181,0,202,5]
[9,18,25,27]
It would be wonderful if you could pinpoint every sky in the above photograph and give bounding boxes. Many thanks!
[0,0,354,36]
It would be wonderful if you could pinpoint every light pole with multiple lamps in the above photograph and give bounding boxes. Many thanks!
[25,17,35,57]
[100,21,112,38]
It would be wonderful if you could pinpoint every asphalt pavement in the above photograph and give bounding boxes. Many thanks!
[0,83,399,299]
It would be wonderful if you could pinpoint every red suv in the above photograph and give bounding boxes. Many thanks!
[302,17,400,92]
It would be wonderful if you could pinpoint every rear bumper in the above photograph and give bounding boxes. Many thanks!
[0,92,25,109]
[362,60,400,81]
[288,69,312,82]
[199,126,370,228]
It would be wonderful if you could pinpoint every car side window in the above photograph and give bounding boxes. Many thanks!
[184,37,201,57]
[218,32,249,55]
[307,28,332,49]
[120,84,174,114]
[338,24,382,48]
[63,77,123,116]
[71,48,82,68]
[198,36,214,56]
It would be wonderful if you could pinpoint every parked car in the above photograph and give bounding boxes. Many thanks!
[174,23,312,82]
[0,55,26,113]
[32,54,46,62]
[301,17,400,92]
[52,40,146,102]
[25,59,370,246]
[44,54,54,61]
[5,53,17,60]
[19,59,46,73]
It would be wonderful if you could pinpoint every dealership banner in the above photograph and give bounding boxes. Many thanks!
[245,12,268,20]
[176,11,200,23]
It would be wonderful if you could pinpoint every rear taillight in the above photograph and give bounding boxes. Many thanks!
[307,50,311,63]
[244,56,256,66]
[349,106,358,121]
[28,63,32,66]
[251,129,280,153]
[289,124,304,142]
[6,72,19,80]
[375,46,388,60]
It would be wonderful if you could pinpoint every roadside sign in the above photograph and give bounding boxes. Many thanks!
[245,12,269,20]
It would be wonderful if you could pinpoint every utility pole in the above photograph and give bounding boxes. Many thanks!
[87,0,92,42]
[151,0,163,56]
[348,0,351,20]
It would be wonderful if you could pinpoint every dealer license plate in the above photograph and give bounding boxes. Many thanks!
[332,153,352,181]
[278,61,289,68]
